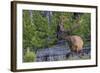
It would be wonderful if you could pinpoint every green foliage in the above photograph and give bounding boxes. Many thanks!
[72,13,91,44]
[23,11,48,49]
[24,48,36,62]
[23,10,91,50]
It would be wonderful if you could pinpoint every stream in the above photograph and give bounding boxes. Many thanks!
[35,40,91,62]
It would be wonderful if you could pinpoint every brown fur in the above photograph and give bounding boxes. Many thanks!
[64,35,83,53]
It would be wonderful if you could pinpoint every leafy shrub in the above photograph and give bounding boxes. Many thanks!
[24,49,36,62]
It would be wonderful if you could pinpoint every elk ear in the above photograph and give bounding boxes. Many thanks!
[66,30,71,35]
[67,32,70,35]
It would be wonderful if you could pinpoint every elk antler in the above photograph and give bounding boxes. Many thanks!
[59,14,81,34]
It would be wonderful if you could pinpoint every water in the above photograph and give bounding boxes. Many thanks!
[35,40,90,62]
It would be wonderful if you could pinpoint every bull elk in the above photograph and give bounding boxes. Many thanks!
[57,14,84,53]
